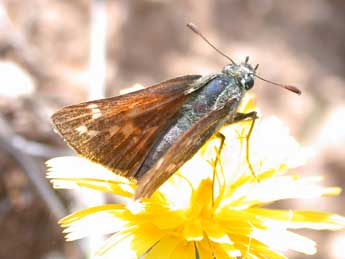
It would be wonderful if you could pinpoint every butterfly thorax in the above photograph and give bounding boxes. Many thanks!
[134,69,251,179]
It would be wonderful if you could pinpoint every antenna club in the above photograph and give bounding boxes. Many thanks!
[285,85,302,95]
[186,23,198,33]
[256,74,302,96]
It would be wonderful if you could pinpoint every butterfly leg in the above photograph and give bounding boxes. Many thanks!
[210,132,225,206]
[194,242,200,259]
[233,111,258,124]
[228,111,258,180]
[213,132,225,163]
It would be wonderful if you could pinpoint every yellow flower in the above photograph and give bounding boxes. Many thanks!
[47,96,345,259]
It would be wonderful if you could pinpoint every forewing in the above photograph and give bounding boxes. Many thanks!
[52,75,202,178]
[135,99,238,199]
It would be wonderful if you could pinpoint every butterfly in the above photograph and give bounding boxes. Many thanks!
[51,23,300,200]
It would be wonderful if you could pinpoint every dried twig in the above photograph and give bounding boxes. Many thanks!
[0,115,66,220]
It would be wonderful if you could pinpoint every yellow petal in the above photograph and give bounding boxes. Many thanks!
[95,227,138,258]
[144,236,180,259]
[169,241,196,259]
[130,224,167,256]
[132,203,186,230]
[46,157,127,181]
[183,219,203,241]
[205,221,233,244]
[51,178,134,197]
[59,204,125,225]
[196,240,239,259]
[59,205,129,241]
[215,209,262,235]
[224,176,341,209]
[243,238,288,259]
[189,179,213,214]
[217,242,242,258]
[238,93,257,113]
[250,208,345,230]
[97,225,165,257]
[47,157,135,197]
[252,229,317,255]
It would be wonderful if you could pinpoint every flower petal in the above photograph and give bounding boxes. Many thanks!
[222,176,340,209]
[183,219,203,241]
[249,208,345,230]
[59,205,129,241]
[169,241,196,259]
[252,229,317,255]
[47,157,135,197]
[95,227,138,258]
[144,236,180,259]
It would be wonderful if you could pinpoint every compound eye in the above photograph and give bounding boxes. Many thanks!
[245,77,254,90]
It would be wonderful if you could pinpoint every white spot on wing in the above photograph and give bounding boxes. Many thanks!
[76,125,88,134]
[87,104,98,109]
[75,125,99,137]
[87,130,99,137]
[87,104,102,119]
[91,108,102,119]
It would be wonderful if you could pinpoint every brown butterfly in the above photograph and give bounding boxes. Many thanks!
[51,23,300,200]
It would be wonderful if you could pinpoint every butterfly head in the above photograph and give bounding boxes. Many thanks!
[222,56,258,91]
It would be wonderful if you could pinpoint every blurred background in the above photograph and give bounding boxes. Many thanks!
[0,0,344,258]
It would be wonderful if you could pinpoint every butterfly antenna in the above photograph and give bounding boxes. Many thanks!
[187,23,236,65]
[255,74,302,95]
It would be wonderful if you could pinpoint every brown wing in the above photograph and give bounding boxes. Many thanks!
[135,99,238,199]
[52,75,202,178]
